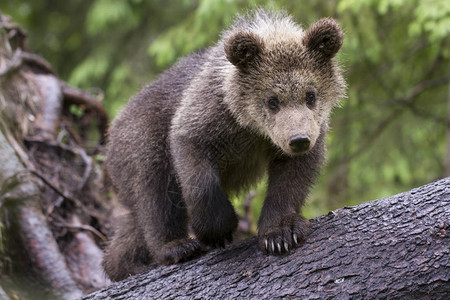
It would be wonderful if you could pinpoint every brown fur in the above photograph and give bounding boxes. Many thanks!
[103,9,346,281]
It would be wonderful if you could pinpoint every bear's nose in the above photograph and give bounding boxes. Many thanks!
[289,135,311,154]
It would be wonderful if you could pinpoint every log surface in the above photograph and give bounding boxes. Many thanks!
[85,177,450,299]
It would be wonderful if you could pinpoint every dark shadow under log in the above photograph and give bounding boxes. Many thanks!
[85,177,449,299]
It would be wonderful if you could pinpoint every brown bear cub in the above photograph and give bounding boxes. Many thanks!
[103,9,346,281]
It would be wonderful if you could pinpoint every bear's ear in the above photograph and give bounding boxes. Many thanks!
[303,18,343,61]
[224,31,264,71]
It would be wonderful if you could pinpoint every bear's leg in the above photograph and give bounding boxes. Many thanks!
[103,214,151,281]
[170,137,238,247]
[258,152,322,255]
[134,171,204,265]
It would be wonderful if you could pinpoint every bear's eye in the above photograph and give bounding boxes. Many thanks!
[267,96,280,111]
[306,92,316,108]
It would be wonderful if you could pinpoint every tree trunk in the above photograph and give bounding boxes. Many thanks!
[0,125,85,300]
[84,177,449,299]
[0,12,115,300]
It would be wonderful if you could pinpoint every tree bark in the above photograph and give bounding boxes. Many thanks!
[85,177,449,299]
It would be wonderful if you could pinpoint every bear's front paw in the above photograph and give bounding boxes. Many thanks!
[258,213,310,255]
[192,202,238,248]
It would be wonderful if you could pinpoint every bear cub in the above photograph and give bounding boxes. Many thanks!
[103,9,346,281]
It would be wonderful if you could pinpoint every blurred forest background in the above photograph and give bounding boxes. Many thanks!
[2,0,449,222]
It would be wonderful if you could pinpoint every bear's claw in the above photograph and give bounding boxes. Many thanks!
[293,233,298,245]
[258,213,310,255]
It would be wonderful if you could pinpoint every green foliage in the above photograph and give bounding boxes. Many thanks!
[410,0,450,42]
[339,0,450,43]
[86,0,139,35]
[1,0,448,222]
[68,104,84,118]
[148,0,272,67]
[70,54,109,87]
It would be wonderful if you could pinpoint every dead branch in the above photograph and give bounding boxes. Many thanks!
[32,74,63,140]
[21,51,56,75]
[0,11,115,299]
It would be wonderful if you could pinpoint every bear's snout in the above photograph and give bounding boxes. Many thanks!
[289,135,311,154]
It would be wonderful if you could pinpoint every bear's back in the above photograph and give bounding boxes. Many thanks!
[105,50,208,198]
[126,50,208,118]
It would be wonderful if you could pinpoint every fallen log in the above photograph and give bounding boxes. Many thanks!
[85,177,449,299]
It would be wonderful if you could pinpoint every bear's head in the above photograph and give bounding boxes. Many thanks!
[223,15,346,156]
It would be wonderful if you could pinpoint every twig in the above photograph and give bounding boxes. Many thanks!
[338,75,450,164]
[65,143,92,190]
[55,126,92,189]
[342,108,402,164]
[0,118,35,171]
[46,196,64,215]
[2,120,100,222]
[403,76,450,100]
[54,221,107,242]
[24,135,93,190]
[29,169,83,208]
